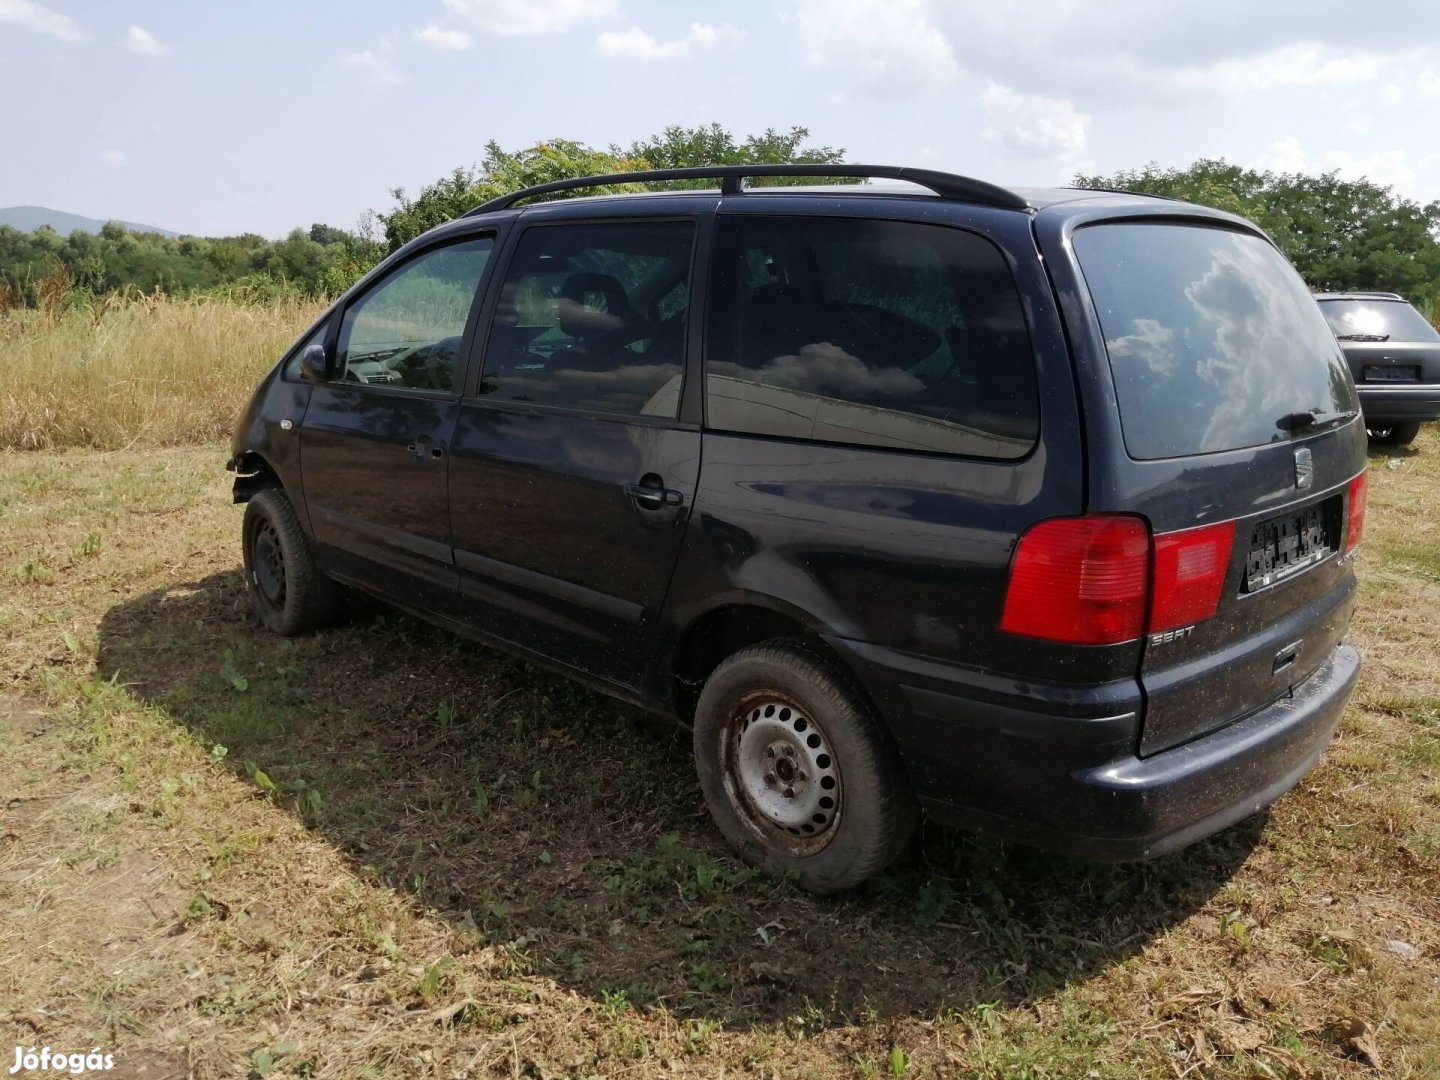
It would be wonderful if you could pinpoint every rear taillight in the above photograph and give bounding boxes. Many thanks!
[1149,520,1235,632]
[1002,515,1239,646]
[999,516,1149,645]
[1345,471,1368,552]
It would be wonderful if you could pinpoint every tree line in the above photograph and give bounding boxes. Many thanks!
[0,220,382,308]
[2,124,1437,315]
[1072,160,1440,308]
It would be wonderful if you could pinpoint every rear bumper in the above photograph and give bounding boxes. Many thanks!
[830,637,1360,860]
[1356,384,1440,423]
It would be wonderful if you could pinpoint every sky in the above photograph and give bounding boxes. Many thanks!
[2,0,1439,238]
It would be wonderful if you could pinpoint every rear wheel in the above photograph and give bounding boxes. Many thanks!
[693,641,918,894]
[1368,421,1421,446]
[242,488,339,636]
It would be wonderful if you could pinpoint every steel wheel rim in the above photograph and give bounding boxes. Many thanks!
[720,689,842,855]
[250,520,287,611]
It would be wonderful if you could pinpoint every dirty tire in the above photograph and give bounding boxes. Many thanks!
[1367,421,1421,447]
[693,640,918,894]
[241,488,339,636]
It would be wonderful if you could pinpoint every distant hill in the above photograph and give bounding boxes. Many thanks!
[0,205,179,237]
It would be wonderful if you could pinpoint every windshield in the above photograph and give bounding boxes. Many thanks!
[1073,222,1357,460]
[1318,299,1440,343]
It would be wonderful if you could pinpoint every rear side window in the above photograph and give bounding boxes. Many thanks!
[705,217,1039,458]
[1073,222,1357,460]
[480,221,695,418]
[1318,299,1440,343]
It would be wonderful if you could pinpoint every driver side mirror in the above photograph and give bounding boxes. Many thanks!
[298,342,330,383]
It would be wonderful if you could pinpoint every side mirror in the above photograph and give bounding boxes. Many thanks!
[298,342,329,383]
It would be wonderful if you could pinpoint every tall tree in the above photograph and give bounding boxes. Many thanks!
[377,125,847,250]
[623,124,845,182]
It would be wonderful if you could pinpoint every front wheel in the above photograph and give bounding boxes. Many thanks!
[693,641,918,894]
[241,488,339,636]
[1368,421,1421,447]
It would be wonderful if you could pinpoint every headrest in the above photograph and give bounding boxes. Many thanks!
[558,273,631,338]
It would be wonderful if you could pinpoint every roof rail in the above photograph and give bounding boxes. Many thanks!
[1317,291,1405,301]
[463,164,1030,216]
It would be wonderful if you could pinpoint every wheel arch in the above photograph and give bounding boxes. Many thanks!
[667,597,869,723]
[228,450,284,504]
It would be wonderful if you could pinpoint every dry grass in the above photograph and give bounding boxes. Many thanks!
[0,434,1437,1078]
[0,293,324,450]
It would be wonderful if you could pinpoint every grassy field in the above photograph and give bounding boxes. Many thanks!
[0,293,324,451]
[0,432,1436,1079]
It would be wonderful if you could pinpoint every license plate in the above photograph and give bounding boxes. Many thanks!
[1364,364,1420,382]
[1243,501,1337,592]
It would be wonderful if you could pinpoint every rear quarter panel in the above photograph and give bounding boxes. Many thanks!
[660,197,1110,695]
[1036,202,1369,754]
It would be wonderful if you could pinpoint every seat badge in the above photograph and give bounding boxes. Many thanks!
[1294,447,1313,490]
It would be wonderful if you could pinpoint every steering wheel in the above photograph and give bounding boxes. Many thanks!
[388,337,460,391]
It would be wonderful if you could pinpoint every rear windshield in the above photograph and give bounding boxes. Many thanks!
[1318,298,1440,343]
[1073,222,1356,460]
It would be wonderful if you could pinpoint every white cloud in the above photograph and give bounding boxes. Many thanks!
[1254,134,1311,174]
[100,149,127,167]
[342,49,404,85]
[1322,148,1418,195]
[414,24,472,51]
[595,22,743,61]
[1048,41,1393,106]
[786,0,959,97]
[1179,42,1384,95]
[980,81,1088,159]
[0,0,83,41]
[921,2,1434,106]
[1420,69,1440,97]
[1252,135,1419,197]
[124,25,165,54]
[441,0,618,37]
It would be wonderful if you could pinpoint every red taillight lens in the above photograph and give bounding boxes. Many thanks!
[999,515,1150,645]
[1345,471,1368,552]
[1149,520,1234,632]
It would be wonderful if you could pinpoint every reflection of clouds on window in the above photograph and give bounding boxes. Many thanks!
[1186,238,1339,453]
[489,363,682,414]
[549,362,682,391]
[716,342,927,402]
[1330,305,1387,337]
[1105,318,1176,375]
[1076,223,1355,460]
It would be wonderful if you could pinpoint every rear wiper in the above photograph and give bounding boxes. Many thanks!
[1335,332,1389,341]
[1276,408,1357,435]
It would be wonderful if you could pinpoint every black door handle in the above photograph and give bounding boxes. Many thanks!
[625,482,684,508]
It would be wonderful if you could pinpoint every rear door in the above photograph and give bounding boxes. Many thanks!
[299,233,495,612]
[1054,216,1367,755]
[447,214,705,688]
[1318,297,1440,389]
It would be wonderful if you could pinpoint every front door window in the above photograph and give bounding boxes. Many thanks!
[336,237,494,393]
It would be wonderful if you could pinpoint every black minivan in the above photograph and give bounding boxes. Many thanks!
[229,165,1367,893]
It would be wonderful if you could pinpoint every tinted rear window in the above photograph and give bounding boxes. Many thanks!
[1073,222,1356,460]
[1318,299,1440,343]
[705,217,1039,459]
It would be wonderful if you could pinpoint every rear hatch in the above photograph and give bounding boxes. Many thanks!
[1317,297,1440,386]
[1070,219,1368,755]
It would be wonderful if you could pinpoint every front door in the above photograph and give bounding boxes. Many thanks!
[299,233,496,612]
[448,218,703,687]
